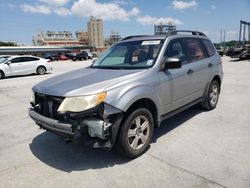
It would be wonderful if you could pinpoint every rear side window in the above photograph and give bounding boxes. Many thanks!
[202,39,216,57]
[185,38,206,62]
[23,57,39,62]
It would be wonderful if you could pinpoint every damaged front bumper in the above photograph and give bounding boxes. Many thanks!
[29,103,124,148]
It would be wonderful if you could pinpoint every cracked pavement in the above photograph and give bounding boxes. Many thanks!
[0,57,250,188]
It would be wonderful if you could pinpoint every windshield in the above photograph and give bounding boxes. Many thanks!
[0,57,9,64]
[92,39,164,69]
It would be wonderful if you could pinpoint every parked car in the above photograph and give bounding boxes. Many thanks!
[29,31,223,158]
[0,55,52,79]
[226,47,245,58]
[216,47,224,56]
[76,53,88,61]
[65,53,77,61]
[81,51,93,59]
[239,49,250,60]
[43,54,56,61]
[54,54,69,61]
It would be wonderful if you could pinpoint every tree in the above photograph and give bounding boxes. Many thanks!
[0,41,17,46]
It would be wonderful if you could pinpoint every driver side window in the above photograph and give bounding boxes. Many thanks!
[11,57,23,64]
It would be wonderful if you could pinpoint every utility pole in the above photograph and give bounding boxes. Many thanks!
[239,20,242,48]
[243,22,246,46]
[223,30,226,49]
[220,29,222,47]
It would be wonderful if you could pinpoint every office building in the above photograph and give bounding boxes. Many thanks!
[88,16,105,49]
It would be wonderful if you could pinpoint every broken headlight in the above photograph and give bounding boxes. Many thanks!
[57,92,106,113]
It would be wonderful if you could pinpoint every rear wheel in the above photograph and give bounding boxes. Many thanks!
[201,80,220,110]
[0,71,5,79]
[37,66,46,75]
[116,108,154,158]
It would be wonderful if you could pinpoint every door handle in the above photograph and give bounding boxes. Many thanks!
[208,63,213,68]
[187,69,194,74]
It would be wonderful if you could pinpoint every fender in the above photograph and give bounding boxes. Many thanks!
[105,84,162,120]
[203,72,222,98]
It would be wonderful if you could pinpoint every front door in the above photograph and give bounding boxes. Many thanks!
[159,38,194,114]
[8,57,26,76]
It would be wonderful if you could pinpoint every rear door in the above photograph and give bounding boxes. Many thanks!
[184,38,212,100]
[21,57,39,73]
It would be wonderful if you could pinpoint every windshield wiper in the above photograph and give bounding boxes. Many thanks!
[91,66,127,70]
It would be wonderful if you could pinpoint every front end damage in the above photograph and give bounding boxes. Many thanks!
[28,93,124,149]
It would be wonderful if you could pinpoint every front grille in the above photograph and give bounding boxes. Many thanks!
[35,93,67,121]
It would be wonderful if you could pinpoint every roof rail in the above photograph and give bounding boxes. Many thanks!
[121,35,150,41]
[170,30,206,36]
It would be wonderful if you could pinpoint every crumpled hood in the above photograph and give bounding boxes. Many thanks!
[33,67,147,97]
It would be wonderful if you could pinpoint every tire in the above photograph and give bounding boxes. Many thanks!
[0,70,5,79]
[116,108,154,158]
[37,66,46,75]
[201,80,220,110]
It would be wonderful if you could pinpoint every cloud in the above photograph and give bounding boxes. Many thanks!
[8,3,16,8]
[38,0,71,7]
[112,0,127,5]
[21,4,51,15]
[21,4,71,16]
[172,0,198,10]
[227,31,237,35]
[137,15,183,26]
[54,7,72,16]
[210,5,216,10]
[71,0,140,21]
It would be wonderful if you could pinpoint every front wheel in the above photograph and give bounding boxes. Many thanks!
[0,71,4,79]
[201,80,220,110]
[116,108,154,158]
[37,66,46,75]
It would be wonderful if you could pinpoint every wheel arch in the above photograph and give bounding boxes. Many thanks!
[36,65,47,73]
[123,98,159,127]
[212,75,222,92]
[203,74,222,97]
[0,69,5,78]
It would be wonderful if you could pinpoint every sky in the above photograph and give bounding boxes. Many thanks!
[0,0,249,45]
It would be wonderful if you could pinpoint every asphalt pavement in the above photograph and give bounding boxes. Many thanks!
[0,57,249,188]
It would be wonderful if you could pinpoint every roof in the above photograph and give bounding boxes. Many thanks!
[120,30,207,42]
[121,35,167,42]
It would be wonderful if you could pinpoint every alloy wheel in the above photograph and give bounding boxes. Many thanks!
[210,84,218,105]
[127,115,150,150]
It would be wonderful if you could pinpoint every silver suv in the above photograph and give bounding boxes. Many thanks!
[29,31,223,158]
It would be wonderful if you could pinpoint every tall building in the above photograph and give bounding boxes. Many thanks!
[88,16,104,49]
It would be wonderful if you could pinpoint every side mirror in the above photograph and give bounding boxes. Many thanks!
[161,57,182,70]
[5,61,11,65]
[92,59,97,64]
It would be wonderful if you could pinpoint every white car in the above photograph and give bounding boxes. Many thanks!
[0,55,53,79]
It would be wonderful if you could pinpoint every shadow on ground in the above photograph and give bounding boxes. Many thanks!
[229,58,241,62]
[29,106,204,172]
[1,73,51,80]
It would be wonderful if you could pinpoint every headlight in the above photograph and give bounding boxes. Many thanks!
[57,92,106,113]
[30,90,35,104]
